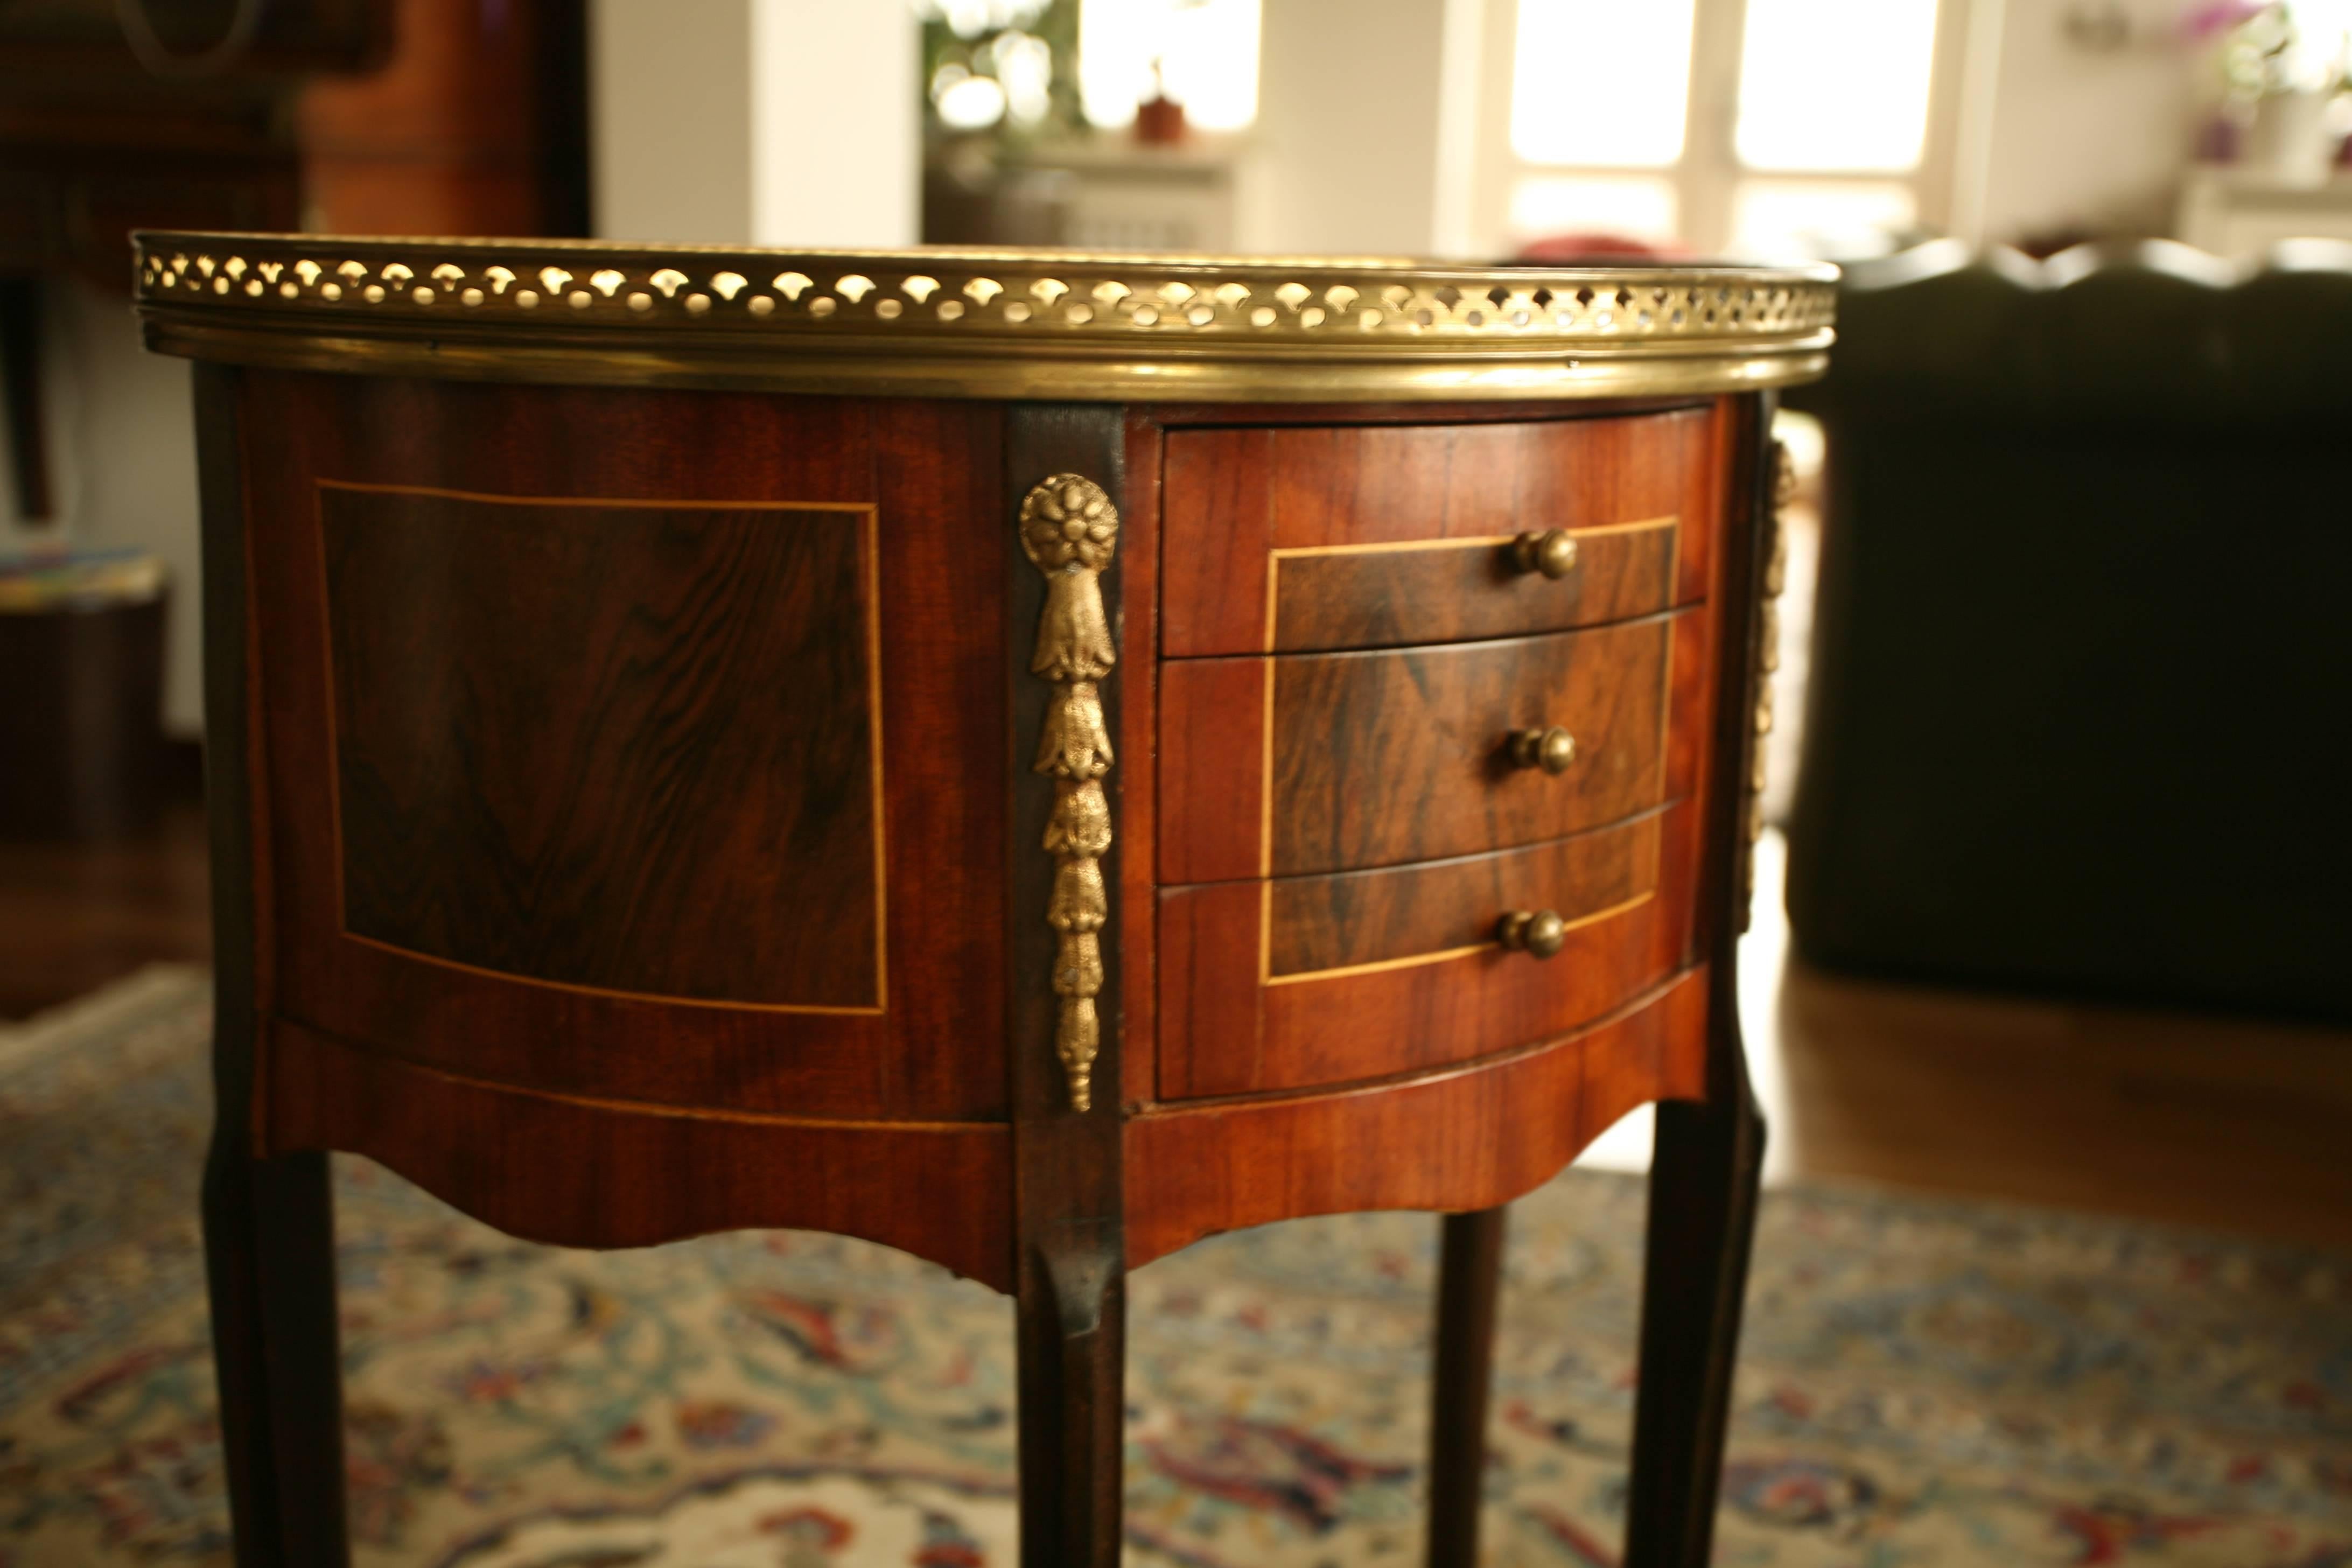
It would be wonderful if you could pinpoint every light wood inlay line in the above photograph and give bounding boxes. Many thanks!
[1261,514,1681,654]
[1264,890,1658,986]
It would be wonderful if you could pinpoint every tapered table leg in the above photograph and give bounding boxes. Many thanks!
[203,1141,350,1568]
[1623,1083,1765,1567]
[1427,1205,1508,1568]
[1016,1240,1126,1567]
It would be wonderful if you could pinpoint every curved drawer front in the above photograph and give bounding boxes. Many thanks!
[1157,799,1701,1099]
[1268,810,1663,980]
[1163,409,1711,657]
[1160,612,1702,884]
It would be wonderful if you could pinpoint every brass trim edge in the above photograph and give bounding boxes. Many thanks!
[1023,473,1121,1111]
[134,232,1835,403]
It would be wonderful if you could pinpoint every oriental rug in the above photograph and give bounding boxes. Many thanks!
[3,968,2347,1566]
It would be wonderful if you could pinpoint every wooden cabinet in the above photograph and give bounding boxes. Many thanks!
[139,234,1831,1568]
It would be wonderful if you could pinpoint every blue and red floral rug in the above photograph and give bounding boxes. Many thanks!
[3,968,2348,1566]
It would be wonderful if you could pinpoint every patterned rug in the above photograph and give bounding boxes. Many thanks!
[3,969,2348,1567]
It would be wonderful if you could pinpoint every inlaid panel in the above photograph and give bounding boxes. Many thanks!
[1161,409,1711,657]
[320,482,883,1010]
[1270,616,1674,877]
[1159,611,1705,886]
[1268,811,1662,979]
[1269,515,1678,653]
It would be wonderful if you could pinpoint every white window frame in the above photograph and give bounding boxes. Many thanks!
[1463,0,1982,258]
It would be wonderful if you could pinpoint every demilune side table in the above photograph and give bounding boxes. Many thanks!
[134,232,1832,1567]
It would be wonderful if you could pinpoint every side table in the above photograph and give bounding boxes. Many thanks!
[135,233,1833,1567]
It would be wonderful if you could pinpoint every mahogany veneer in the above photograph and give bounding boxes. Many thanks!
[139,234,1828,1568]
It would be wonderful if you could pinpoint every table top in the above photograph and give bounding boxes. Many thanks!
[134,232,1836,403]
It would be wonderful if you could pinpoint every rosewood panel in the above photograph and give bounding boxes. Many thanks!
[1269,515,1678,654]
[1159,609,1708,886]
[267,1016,1014,1289]
[1268,810,1663,978]
[239,372,1009,1123]
[1267,617,1674,876]
[1125,968,1710,1267]
[1160,409,1714,659]
[321,485,882,1010]
[1158,797,1702,1099]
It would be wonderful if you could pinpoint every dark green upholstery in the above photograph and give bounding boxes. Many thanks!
[1783,240,2352,1024]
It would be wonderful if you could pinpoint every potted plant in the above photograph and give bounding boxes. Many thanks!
[2185,1,2352,183]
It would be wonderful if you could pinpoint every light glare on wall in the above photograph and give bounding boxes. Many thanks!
[1736,0,1941,172]
[1079,0,1262,131]
[1510,0,1698,167]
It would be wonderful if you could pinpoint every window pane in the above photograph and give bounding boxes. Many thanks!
[1080,0,1261,131]
[1730,180,1915,258]
[1508,174,1679,244]
[1511,0,1697,167]
[1735,0,1939,172]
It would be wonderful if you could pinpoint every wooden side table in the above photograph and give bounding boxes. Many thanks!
[136,233,1832,1568]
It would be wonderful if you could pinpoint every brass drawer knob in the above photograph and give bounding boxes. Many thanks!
[1498,908,1568,959]
[1510,529,1580,579]
[1508,725,1577,775]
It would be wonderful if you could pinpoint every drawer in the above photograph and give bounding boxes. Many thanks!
[1162,409,1716,657]
[1160,611,1704,884]
[1158,802,1700,1099]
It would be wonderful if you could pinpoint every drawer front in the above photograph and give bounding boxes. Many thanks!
[1163,410,1714,657]
[1158,801,1702,1099]
[1269,810,1661,979]
[1160,613,1702,885]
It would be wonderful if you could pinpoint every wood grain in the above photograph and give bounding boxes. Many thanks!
[1269,616,1675,877]
[1117,413,1164,1112]
[322,485,881,1010]
[238,373,1009,1123]
[192,362,354,1568]
[1124,968,1709,1268]
[1161,410,1712,659]
[1159,798,1702,1098]
[267,1014,1016,1289]
[1268,810,1662,978]
[1154,655,1266,886]
[1270,516,1678,653]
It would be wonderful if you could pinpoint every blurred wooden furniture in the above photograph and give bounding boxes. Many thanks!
[0,0,583,523]
[138,232,1832,1568]
[0,551,169,840]
[1786,238,2352,1025]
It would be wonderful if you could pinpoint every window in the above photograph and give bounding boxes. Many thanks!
[1474,0,1968,260]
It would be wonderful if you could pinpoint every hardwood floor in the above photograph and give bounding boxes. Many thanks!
[0,802,210,1019]
[1587,831,2352,1254]
[3,804,2347,1253]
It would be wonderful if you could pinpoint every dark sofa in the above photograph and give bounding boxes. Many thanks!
[1783,238,2352,1024]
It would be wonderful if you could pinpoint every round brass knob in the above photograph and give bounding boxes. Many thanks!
[1508,725,1577,775]
[1498,908,1569,959]
[1511,529,1580,579]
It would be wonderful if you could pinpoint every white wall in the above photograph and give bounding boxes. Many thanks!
[592,0,759,243]
[1965,0,2204,244]
[750,3,920,247]
[2,284,205,736]
[1250,0,1454,255]
[592,0,918,247]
